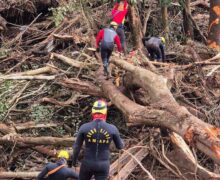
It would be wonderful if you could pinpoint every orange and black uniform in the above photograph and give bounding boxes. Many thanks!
[72,119,124,180]
[37,159,78,180]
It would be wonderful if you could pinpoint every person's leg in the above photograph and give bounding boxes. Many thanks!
[116,27,126,55]
[155,47,162,62]
[94,161,110,180]
[100,43,109,76]
[146,46,155,60]
[79,162,93,180]
[105,43,114,78]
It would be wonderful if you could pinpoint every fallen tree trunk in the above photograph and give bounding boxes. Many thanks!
[0,75,56,80]
[57,78,102,96]
[170,132,220,179]
[0,172,39,179]
[97,58,220,164]
[0,136,75,146]
[51,53,86,68]
[112,147,150,180]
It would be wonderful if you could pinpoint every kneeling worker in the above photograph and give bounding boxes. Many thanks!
[96,22,121,79]
[37,150,79,180]
[142,36,166,62]
[72,99,124,180]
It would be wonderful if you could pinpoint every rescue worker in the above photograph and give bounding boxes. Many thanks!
[37,150,79,180]
[96,22,121,79]
[72,99,124,180]
[111,0,129,54]
[142,36,166,62]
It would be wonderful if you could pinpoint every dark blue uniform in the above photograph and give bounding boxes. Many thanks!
[37,159,79,180]
[143,37,165,62]
[72,119,124,180]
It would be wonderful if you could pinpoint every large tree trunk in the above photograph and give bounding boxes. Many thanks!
[97,57,220,164]
[182,0,194,39]
[128,5,143,49]
[208,0,220,50]
[161,3,169,41]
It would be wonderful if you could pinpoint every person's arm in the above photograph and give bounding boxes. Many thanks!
[159,43,165,60]
[121,2,129,17]
[114,35,121,52]
[72,129,84,166]
[112,126,124,149]
[66,168,79,179]
[37,165,49,180]
[96,30,104,48]
[111,3,119,17]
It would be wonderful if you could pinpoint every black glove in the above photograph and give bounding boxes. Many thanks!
[96,47,100,52]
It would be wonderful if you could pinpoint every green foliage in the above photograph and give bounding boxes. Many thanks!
[31,105,53,122]
[159,0,172,6]
[114,0,136,5]
[0,48,10,58]
[50,2,77,27]
[0,103,9,120]
[0,80,13,121]
[56,126,65,135]
[128,0,137,5]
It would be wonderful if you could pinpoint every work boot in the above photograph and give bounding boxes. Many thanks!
[104,66,109,76]
[104,66,111,80]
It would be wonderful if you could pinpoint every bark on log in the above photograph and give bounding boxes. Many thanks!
[57,78,103,96]
[0,75,56,80]
[110,142,143,176]
[51,53,86,68]
[112,148,149,180]
[0,136,75,146]
[99,58,220,164]
[170,132,220,179]
[128,5,143,49]
[0,15,7,32]
[0,123,16,135]
[17,66,58,76]
[208,1,220,50]
[15,122,57,131]
[0,172,39,179]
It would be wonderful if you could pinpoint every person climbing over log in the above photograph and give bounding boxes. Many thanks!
[142,36,166,62]
[72,99,124,180]
[111,0,129,55]
[37,150,79,180]
[96,21,121,79]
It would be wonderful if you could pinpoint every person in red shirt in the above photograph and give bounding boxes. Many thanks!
[111,0,128,55]
[96,21,121,79]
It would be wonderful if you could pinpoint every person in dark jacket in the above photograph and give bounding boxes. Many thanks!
[72,99,124,180]
[142,36,166,62]
[37,150,78,180]
[96,21,121,79]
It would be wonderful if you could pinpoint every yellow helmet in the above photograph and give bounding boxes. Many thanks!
[57,150,69,160]
[92,100,107,115]
[110,21,118,28]
[160,37,165,44]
